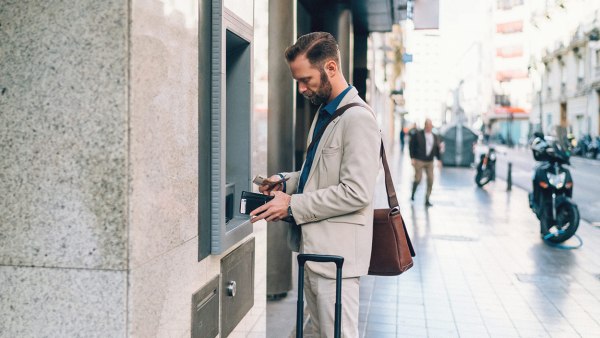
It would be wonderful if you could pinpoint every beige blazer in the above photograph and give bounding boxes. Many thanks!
[283,87,380,279]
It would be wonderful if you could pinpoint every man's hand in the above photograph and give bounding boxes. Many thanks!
[258,175,285,195]
[250,191,291,223]
[411,159,416,166]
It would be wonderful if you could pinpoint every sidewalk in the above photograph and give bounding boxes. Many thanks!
[268,143,600,338]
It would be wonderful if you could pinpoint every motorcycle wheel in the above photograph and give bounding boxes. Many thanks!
[540,203,580,243]
[475,170,492,187]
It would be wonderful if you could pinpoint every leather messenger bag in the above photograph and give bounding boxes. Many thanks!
[368,142,416,276]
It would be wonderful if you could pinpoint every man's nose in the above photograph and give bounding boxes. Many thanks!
[298,82,307,93]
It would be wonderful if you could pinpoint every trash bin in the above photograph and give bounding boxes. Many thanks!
[440,123,478,167]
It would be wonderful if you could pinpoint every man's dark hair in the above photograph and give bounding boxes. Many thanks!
[284,32,340,67]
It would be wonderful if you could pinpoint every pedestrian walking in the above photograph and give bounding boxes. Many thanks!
[400,127,406,151]
[250,32,380,337]
[409,118,443,207]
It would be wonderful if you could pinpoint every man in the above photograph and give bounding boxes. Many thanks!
[409,118,442,207]
[250,32,380,337]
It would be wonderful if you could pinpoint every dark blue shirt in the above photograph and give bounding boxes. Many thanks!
[297,85,352,193]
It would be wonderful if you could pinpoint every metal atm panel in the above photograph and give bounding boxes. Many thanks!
[191,276,219,338]
[209,4,254,254]
[220,237,255,338]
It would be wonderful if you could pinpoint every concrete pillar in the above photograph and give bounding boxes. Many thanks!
[267,0,295,297]
[337,8,353,80]
[319,4,352,79]
[353,31,369,100]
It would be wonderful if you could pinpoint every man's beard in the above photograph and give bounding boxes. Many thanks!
[303,70,332,106]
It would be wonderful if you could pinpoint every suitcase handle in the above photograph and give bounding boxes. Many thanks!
[297,254,344,268]
[296,254,344,338]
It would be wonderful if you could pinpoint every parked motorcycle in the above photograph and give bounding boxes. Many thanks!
[588,136,599,159]
[528,133,580,243]
[573,134,598,159]
[475,147,496,187]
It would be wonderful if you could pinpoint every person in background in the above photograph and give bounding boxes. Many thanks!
[409,118,443,207]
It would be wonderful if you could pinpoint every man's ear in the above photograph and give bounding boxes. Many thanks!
[324,60,337,77]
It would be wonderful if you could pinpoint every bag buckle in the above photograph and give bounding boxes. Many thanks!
[390,206,400,216]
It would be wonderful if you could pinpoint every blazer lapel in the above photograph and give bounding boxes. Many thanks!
[304,88,361,188]
[305,104,322,146]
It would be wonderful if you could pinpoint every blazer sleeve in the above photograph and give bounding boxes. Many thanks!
[408,131,417,159]
[290,108,381,225]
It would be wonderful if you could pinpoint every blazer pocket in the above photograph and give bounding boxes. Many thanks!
[326,212,365,225]
[322,145,341,155]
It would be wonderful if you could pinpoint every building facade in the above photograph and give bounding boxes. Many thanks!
[529,0,600,138]
[491,0,532,146]
[404,26,445,127]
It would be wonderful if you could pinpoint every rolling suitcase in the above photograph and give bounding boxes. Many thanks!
[296,254,344,338]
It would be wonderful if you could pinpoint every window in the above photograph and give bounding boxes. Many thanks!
[497,0,524,10]
[496,20,524,34]
[496,45,523,58]
[577,56,584,89]
[560,62,566,94]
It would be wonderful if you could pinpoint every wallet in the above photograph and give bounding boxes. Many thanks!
[240,191,274,215]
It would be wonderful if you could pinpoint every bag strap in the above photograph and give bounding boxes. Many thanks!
[305,102,364,154]
[380,142,399,209]
[306,102,399,210]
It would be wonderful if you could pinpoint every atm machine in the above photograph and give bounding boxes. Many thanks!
[196,1,256,337]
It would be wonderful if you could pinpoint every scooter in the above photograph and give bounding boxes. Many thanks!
[528,133,580,243]
[475,147,496,187]
[587,136,599,159]
[573,134,597,158]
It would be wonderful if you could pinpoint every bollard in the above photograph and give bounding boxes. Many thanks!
[507,162,512,191]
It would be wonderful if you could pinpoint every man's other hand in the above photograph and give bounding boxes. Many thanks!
[250,191,291,223]
[258,175,285,195]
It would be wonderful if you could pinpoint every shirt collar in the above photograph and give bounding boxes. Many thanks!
[321,85,352,116]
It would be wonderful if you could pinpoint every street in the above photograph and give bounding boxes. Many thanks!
[268,143,600,337]
[490,145,600,225]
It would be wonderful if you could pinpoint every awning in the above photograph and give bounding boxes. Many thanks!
[491,106,529,120]
[298,0,404,33]
[494,106,527,114]
[352,0,403,33]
